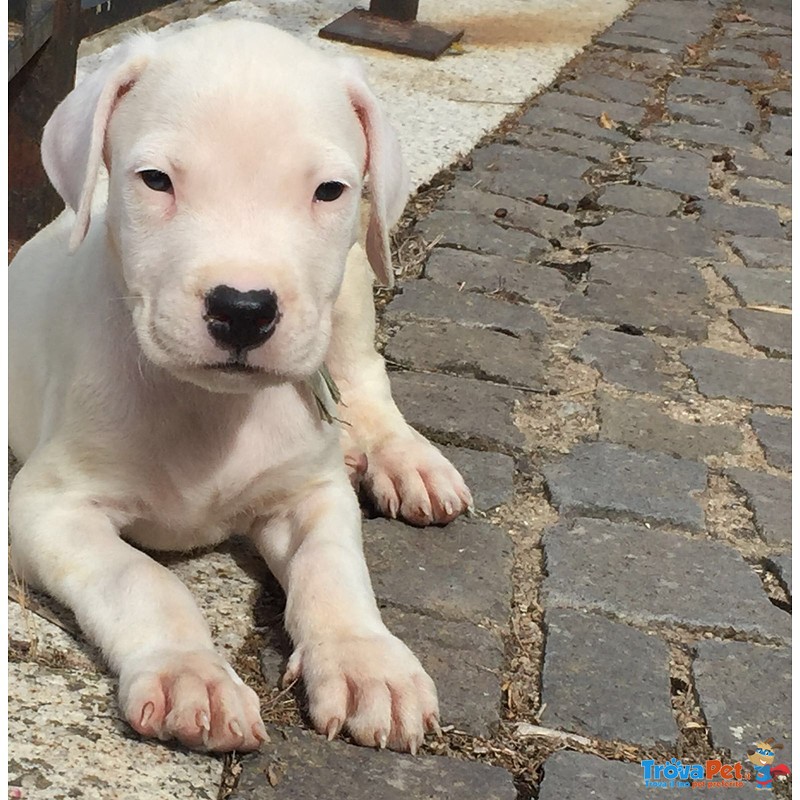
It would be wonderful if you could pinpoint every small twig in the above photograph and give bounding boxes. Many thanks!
[8,587,82,639]
[263,679,299,712]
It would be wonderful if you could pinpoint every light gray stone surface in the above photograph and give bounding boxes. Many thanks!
[581,212,719,259]
[390,371,525,454]
[535,91,644,126]
[730,236,791,269]
[631,141,710,197]
[716,266,791,308]
[439,446,516,512]
[726,467,791,546]
[233,727,517,800]
[542,442,707,531]
[382,607,504,737]
[363,518,513,627]
[682,348,791,407]
[599,392,742,459]
[541,609,677,746]
[767,555,792,595]
[467,142,592,207]
[539,751,660,800]
[698,200,784,239]
[750,410,790,471]
[416,209,549,261]
[424,247,571,305]
[559,73,652,106]
[385,281,548,339]
[734,177,792,207]
[542,518,790,640]
[385,321,546,390]
[517,127,616,162]
[561,250,709,340]
[520,105,634,145]
[729,308,792,357]
[599,183,682,216]
[440,182,576,240]
[8,662,222,800]
[573,329,669,393]
[694,641,792,760]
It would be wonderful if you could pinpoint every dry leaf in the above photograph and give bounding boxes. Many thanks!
[266,765,282,787]
[598,111,614,129]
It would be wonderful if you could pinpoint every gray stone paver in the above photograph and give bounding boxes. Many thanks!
[767,555,792,596]
[438,446,515,512]
[381,607,505,737]
[716,266,791,308]
[363,517,513,627]
[386,321,546,390]
[390,370,524,454]
[233,727,517,800]
[599,183,682,216]
[630,141,710,197]
[730,235,792,269]
[599,392,742,459]
[573,329,669,393]
[439,182,576,240]
[750,411,791,471]
[562,250,710,340]
[543,442,707,530]
[729,308,792,357]
[425,247,571,305]
[698,199,784,239]
[416,209,548,261]
[541,609,677,746]
[542,518,790,641]
[385,280,548,339]
[580,212,719,259]
[682,347,791,407]
[694,641,792,761]
[726,467,791,547]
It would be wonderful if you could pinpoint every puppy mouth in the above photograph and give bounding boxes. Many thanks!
[204,361,264,375]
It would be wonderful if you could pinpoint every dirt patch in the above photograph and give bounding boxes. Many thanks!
[457,8,617,49]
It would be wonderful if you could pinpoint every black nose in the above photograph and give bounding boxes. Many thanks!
[204,285,280,353]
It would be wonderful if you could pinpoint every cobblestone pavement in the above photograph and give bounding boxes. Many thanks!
[8,0,792,798]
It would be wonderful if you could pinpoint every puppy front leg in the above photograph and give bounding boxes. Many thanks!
[250,475,439,752]
[10,460,267,752]
[328,244,472,525]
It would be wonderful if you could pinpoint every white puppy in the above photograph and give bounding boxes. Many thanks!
[8,20,472,754]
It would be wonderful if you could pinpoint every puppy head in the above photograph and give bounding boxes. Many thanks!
[41,21,408,393]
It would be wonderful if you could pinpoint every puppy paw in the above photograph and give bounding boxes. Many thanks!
[289,631,439,753]
[119,649,267,752]
[363,433,472,526]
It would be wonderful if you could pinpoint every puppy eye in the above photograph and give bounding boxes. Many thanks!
[314,181,346,202]
[139,169,173,193]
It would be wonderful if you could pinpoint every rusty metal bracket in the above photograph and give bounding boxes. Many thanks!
[319,1,463,61]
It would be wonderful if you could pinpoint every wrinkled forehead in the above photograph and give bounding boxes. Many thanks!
[110,32,366,173]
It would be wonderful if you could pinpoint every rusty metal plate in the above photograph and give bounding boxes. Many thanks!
[319,8,463,61]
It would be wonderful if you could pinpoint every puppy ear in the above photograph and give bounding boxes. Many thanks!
[340,58,409,288]
[41,37,154,251]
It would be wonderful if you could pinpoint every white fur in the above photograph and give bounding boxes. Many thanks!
[9,20,470,754]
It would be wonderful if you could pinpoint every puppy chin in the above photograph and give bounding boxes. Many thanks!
[171,366,284,394]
